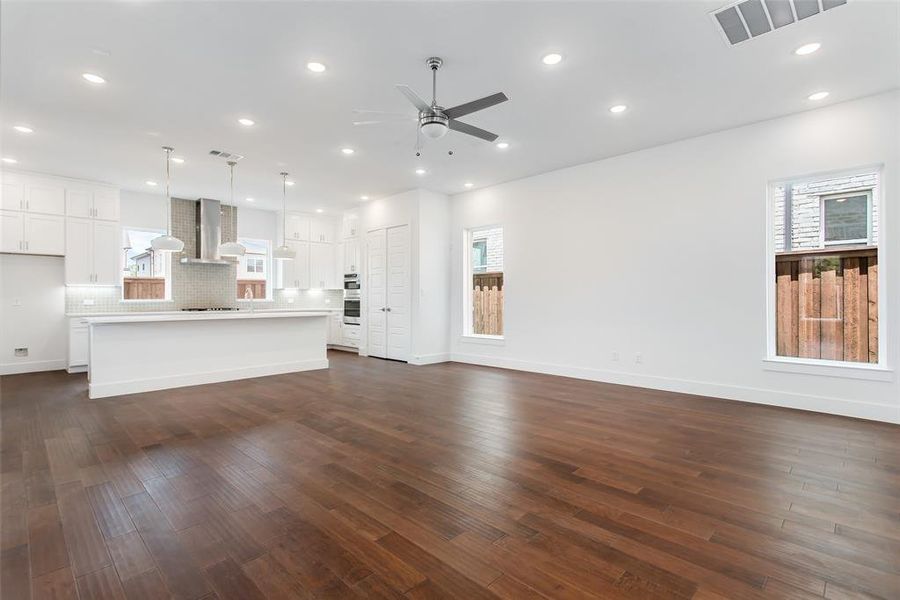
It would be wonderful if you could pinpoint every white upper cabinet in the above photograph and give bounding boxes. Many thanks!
[65,218,120,284]
[66,187,119,221]
[309,242,336,289]
[24,213,66,255]
[342,212,359,239]
[284,212,310,241]
[277,240,311,289]
[0,173,25,211]
[24,181,66,215]
[309,216,336,243]
[343,239,361,274]
[0,210,25,253]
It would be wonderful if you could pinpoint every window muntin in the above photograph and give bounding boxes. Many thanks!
[122,228,170,301]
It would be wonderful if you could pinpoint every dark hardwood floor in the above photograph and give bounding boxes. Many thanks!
[1,351,898,599]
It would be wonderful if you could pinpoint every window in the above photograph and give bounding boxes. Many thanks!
[465,226,503,337]
[122,228,170,301]
[770,171,880,366]
[237,238,271,301]
[822,191,871,245]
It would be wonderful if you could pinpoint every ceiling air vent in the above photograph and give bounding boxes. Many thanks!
[208,149,245,161]
[711,0,847,46]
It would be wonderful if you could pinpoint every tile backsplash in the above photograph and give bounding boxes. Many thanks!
[65,198,343,314]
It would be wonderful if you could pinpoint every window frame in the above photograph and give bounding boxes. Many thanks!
[462,225,505,341]
[819,188,873,247]
[120,227,172,303]
[236,237,272,302]
[765,166,890,378]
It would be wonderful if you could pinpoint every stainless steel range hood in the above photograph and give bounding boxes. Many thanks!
[179,198,232,265]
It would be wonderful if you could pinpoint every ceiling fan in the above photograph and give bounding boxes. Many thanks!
[354,57,508,145]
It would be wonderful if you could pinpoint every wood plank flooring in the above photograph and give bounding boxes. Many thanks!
[2,351,898,599]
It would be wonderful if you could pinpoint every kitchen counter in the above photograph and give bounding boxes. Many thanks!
[86,310,329,399]
[67,307,341,318]
[83,311,332,324]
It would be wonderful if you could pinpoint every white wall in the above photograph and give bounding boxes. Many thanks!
[120,190,167,229]
[238,206,277,241]
[0,254,67,374]
[449,91,900,423]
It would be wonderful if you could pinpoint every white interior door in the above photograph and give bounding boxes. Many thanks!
[385,225,410,361]
[366,229,387,358]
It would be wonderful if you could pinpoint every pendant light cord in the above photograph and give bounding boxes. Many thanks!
[162,146,174,237]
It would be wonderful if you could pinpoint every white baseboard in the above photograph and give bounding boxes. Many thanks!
[409,353,451,366]
[89,358,329,399]
[67,365,87,374]
[450,352,899,424]
[0,359,66,376]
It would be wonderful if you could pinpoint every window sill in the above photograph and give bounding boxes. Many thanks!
[460,334,505,346]
[762,357,894,381]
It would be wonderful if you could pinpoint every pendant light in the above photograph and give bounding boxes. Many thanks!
[217,160,246,257]
[273,171,295,261]
[150,146,185,253]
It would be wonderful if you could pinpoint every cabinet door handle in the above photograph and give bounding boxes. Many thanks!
[386,307,392,312]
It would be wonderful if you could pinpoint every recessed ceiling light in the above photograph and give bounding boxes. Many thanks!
[415,168,426,175]
[285,180,295,186]
[171,157,185,164]
[13,125,33,134]
[238,118,255,126]
[245,197,255,202]
[464,182,474,188]
[542,53,563,65]
[609,104,628,114]
[495,141,509,149]
[808,91,829,101]
[360,195,369,200]
[82,73,106,84]
[316,208,324,213]
[2,157,18,164]
[145,180,157,186]
[307,62,326,73]
[341,148,355,155]
[795,42,821,56]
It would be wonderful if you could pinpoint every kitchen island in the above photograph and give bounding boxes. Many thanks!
[84,311,330,399]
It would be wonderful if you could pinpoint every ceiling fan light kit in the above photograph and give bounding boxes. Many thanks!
[357,56,509,154]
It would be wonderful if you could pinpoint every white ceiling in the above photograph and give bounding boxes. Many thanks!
[1,1,897,213]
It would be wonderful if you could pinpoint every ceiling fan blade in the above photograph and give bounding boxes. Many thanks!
[443,92,508,119]
[448,119,499,142]
[395,84,431,112]
[352,109,410,116]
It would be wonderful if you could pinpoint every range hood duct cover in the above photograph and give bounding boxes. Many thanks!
[180,198,232,265]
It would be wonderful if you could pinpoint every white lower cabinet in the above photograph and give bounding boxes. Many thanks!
[327,314,343,345]
[68,320,89,372]
[342,323,360,348]
[66,218,119,284]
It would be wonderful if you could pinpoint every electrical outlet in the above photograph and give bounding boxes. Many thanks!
[611,351,620,362]
[12,298,21,307]
[635,352,643,364]
[14,348,28,357]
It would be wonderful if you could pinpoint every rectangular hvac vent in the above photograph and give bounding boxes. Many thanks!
[712,0,847,45]
[208,149,245,161]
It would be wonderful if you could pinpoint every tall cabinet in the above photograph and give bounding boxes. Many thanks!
[276,211,339,289]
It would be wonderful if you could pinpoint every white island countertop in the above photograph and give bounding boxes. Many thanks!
[83,311,332,324]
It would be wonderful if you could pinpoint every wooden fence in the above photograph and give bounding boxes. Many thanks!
[473,286,504,335]
[238,279,266,300]
[123,277,165,300]
[775,247,877,363]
